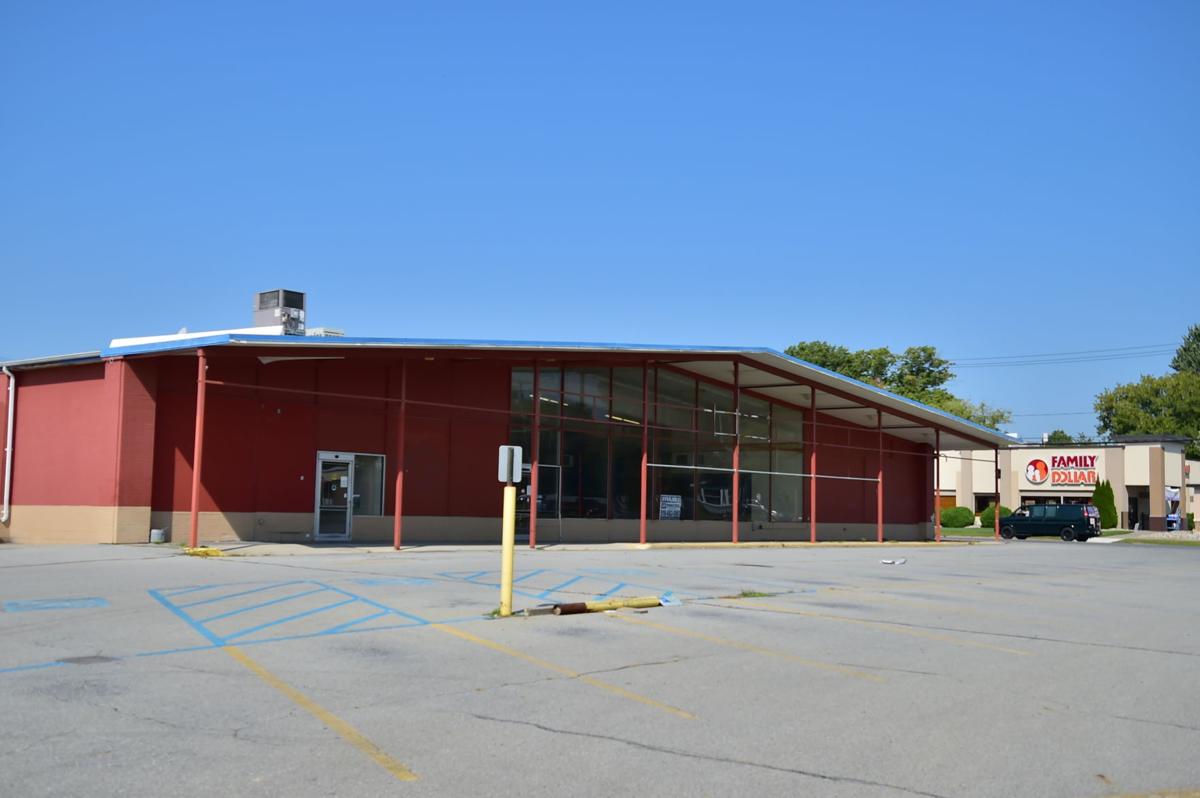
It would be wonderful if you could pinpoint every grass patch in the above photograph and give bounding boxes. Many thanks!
[722,590,777,599]
[1115,538,1200,547]
[944,528,997,538]
[485,606,503,618]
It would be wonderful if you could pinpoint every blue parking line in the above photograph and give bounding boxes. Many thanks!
[196,586,329,624]
[513,568,549,583]
[318,610,392,635]
[158,583,224,598]
[148,589,226,646]
[0,660,70,674]
[132,644,219,659]
[593,582,627,599]
[537,575,583,599]
[319,584,429,625]
[178,581,302,609]
[3,597,109,612]
[223,598,359,642]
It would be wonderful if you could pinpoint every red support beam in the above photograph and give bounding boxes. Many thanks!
[935,429,942,543]
[876,411,884,543]
[639,361,649,545]
[732,361,741,544]
[994,448,1001,541]
[530,362,540,549]
[809,387,817,544]
[393,359,407,550]
[187,349,208,549]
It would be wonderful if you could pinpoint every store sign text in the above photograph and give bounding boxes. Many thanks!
[1048,454,1097,486]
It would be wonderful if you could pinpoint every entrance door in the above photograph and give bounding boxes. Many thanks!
[315,453,354,541]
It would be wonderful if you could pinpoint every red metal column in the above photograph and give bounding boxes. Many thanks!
[876,412,884,543]
[529,362,540,549]
[935,429,942,543]
[639,361,648,545]
[187,349,208,549]
[731,361,740,544]
[393,359,407,550]
[809,388,817,544]
[993,447,1001,540]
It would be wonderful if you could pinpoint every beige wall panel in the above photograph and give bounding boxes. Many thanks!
[2,505,120,544]
[1124,446,1150,486]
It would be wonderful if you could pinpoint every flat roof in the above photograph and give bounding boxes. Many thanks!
[4,332,1014,450]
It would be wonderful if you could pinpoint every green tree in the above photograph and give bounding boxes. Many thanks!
[784,340,1011,429]
[1091,479,1118,529]
[784,341,894,387]
[889,346,954,401]
[1094,371,1200,458]
[1171,323,1200,374]
[1045,429,1074,444]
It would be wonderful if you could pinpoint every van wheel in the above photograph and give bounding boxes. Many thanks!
[1060,527,1075,541]
[1000,526,1014,540]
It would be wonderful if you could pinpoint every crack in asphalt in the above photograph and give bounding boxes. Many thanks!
[699,601,1200,658]
[1109,714,1200,734]
[469,713,954,798]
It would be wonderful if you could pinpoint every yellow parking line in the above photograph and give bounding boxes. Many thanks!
[224,646,418,782]
[430,624,696,720]
[718,601,1031,656]
[609,614,884,682]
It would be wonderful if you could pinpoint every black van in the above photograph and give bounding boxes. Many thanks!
[999,504,1100,542]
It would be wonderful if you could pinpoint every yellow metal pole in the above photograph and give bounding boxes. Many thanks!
[500,483,517,617]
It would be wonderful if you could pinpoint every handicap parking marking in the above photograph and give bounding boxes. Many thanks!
[3,597,109,612]
[351,577,434,587]
[149,580,434,647]
[436,568,702,604]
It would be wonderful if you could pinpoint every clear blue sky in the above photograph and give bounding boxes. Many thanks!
[2,1,1196,440]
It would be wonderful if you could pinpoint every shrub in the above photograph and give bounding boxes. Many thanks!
[979,504,1011,530]
[940,506,975,528]
[1091,479,1119,529]
[1188,512,1195,531]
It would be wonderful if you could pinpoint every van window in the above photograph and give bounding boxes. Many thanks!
[1030,506,1047,519]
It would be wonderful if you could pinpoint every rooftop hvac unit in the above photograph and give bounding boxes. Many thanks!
[254,289,306,335]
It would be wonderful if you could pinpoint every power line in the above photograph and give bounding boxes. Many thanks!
[1010,411,1095,417]
[950,342,1175,362]
[952,349,1174,368]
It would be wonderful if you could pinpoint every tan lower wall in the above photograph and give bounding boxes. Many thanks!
[1,504,151,544]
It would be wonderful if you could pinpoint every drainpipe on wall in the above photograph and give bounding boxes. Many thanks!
[1,366,14,524]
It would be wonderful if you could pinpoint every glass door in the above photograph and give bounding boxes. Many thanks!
[315,454,353,541]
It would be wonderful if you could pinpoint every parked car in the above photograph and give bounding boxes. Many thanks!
[999,504,1100,542]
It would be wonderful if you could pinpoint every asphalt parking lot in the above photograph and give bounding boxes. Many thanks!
[2,540,1198,798]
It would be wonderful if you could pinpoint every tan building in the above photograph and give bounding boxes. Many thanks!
[939,435,1197,531]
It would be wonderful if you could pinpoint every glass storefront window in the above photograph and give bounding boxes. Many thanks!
[563,367,609,422]
[699,383,734,436]
[512,366,812,525]
[655,370,695,430]
[352,454,385,516]
[562,425,608,518]
[611,367,644,426]
[739,394,770,442]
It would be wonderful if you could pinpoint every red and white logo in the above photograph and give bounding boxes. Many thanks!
[1026,459,1049,484]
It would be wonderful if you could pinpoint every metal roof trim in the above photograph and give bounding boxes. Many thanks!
[96,334,1010,446]
[0,351,105,370]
